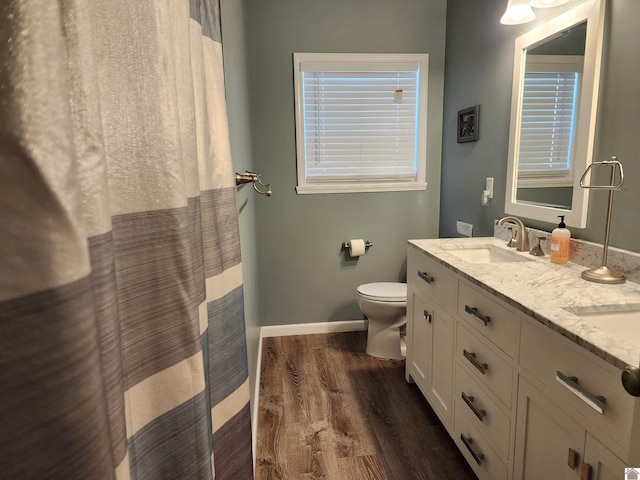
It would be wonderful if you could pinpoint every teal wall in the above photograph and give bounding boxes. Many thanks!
[220,0,261,408]
[244,0,447,326]
[441,0,640,253]
[222,0,640,363]
[584,0,640,251]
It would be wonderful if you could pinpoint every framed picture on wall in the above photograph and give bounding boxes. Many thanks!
[457,105,479,143]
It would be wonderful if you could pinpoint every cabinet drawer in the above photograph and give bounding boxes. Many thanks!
[520,318,634,452]
[455,363,511,459]
[408,246,457,310]
[454,401,508,480]
[457,281,520,358]
[457,323,514,409]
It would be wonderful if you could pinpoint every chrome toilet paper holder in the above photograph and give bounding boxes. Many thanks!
[341,240,373,249]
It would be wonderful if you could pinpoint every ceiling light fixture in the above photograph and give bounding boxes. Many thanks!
[531,0,571,7]
[500,0,536,25]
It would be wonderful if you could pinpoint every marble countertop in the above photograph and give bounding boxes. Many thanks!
[409,237,640,370]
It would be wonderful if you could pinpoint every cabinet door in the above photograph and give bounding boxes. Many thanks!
[581,433,626,480]
[514,377,584,480]
[408,289,454,428]
[429,302,454,427]
[408,289,431,391]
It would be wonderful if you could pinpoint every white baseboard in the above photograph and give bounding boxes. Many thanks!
[251,319,367,458]
[260,319,368,338]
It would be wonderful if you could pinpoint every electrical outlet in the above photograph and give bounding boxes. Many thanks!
[456,221,473,237]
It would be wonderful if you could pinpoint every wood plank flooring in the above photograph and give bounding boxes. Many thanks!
[255,331,477,480]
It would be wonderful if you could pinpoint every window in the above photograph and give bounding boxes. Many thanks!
[293,53,428,194]
[517,55,583,187]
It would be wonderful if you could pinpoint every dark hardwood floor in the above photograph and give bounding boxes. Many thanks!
[255,331,477,480]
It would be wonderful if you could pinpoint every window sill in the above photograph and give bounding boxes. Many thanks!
[296,182,427,194]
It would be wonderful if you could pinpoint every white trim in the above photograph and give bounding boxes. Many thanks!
[293,52,429,194]
[250,319,367,457]
[296,182,427,194]
[504,0,605,228]
[260,319,368,337]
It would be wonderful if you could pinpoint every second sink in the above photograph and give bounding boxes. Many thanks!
[570,306,640,346]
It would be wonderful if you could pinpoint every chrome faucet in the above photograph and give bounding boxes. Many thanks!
[497,216,530,252]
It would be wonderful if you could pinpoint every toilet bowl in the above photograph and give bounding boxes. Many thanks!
[356,282,407,359]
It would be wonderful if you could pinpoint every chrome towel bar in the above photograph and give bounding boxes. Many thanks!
[235,171,272,197]
[579,157,625,284]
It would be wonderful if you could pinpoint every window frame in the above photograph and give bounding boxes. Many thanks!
[293,52,429,194]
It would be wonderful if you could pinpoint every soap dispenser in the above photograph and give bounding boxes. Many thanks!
[550,215,571,264]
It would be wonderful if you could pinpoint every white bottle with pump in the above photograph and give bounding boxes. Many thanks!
[550,215,571,264]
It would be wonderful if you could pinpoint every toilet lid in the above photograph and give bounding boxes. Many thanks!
[357,282,407,301]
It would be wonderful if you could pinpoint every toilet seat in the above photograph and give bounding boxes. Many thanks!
[357,282,406,302]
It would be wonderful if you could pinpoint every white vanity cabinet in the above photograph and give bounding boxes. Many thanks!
[453,281,521,480]
[406,246,457,429]
[583,434,627,480]
[406,246,521,480]
[406,242,640,480]
[515,317,631,479]
[514,376,626,480]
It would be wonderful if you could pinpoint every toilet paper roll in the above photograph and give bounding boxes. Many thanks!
[349,239,366,257]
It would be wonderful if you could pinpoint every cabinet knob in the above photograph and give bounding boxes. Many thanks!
[622,366,640,396]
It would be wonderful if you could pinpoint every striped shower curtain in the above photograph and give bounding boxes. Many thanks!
[0,0,253,479]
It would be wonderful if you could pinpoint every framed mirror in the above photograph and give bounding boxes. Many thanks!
[505,0,606,228]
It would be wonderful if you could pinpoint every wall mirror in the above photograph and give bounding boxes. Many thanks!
[505,0,605,228]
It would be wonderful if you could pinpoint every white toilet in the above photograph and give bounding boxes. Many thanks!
[356,282,407,359]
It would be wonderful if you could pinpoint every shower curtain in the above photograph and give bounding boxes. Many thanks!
[0,0,253,479]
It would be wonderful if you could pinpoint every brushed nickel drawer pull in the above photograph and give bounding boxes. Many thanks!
[567,447,579,470]
[556,371,606,415]
[464,305,491,326]
[423,310,432,323]
[463,349,488,375]
[581,462,593,480]
[462,392,486,422]
[461,434,484,465]
[418,271,434,284]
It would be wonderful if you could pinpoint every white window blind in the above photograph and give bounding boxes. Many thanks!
[294,53,428,194]
[518,70,579,179]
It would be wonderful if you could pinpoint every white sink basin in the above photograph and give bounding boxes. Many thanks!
[577,308,640,346]
[442,244,533,264]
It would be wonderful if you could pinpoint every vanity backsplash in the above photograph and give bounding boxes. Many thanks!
[494,221,640,284]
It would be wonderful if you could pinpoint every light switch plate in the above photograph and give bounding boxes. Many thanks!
[457,221,473,237]
[485,177,494,196]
